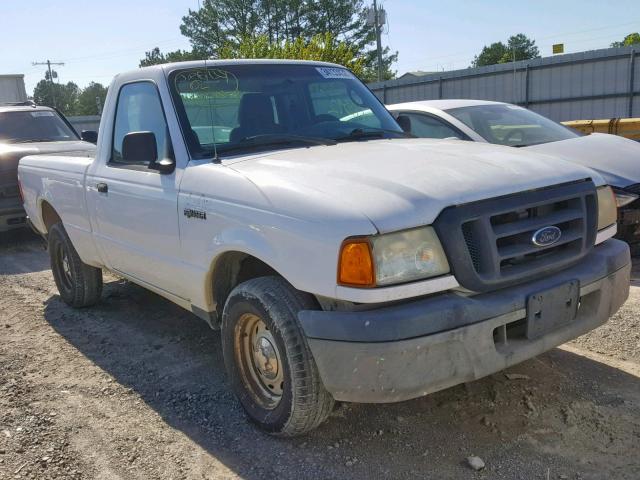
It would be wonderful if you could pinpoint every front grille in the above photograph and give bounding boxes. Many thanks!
[461,222,481,271]
[434,181,598,292]
[0,185,19,198]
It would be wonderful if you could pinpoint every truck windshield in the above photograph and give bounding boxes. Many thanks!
[168,64,404,159]
[0,110,78,143]
[446,104,579,147]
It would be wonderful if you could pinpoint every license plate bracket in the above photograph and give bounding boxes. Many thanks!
[526,280,580,340]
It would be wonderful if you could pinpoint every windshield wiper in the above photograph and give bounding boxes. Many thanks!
[333,128,413,143]
[218,134,336,156]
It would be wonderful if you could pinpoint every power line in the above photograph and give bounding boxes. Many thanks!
[32,60,65,108]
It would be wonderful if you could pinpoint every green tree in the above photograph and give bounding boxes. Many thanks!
[472,34,540,67]
[32,78,80,115]
[472,42,508,67]
[140,0,396,81]
[139,47,206,67]
[220,32,365,77]
[611,32,640,47]
[76,82,108,115]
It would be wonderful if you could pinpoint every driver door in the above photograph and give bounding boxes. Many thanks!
[86,81,187,298]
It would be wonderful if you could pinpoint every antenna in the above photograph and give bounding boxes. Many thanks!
[198,0,220,163]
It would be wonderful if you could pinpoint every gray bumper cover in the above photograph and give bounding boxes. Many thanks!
[299,239,631,403]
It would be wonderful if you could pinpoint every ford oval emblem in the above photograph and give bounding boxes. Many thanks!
[531,226,562,247]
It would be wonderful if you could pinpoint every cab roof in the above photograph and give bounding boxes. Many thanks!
[0,103,54,114]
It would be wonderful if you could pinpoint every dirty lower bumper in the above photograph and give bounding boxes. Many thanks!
[299,239,631,403]
[0,207,27,232]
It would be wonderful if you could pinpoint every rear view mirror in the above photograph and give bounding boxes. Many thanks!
[396,115,412,133]
[81,130,98,144]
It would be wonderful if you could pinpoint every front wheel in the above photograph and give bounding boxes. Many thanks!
[49,222,103,308]
[221,276,334,436]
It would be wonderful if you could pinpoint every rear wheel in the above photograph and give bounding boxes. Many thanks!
[221,276,334,436]
[49,223,102,307]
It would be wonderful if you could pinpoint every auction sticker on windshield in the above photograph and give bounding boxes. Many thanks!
[316,67,354,79]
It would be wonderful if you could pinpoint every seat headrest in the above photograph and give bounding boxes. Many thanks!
[238,93,275,127]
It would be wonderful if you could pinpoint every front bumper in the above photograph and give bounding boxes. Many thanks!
[299,239,631,403]
[0,207,27,232]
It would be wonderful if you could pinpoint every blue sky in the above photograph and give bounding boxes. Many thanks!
[2,0,638,95]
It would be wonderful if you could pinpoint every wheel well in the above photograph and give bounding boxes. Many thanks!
[41,201,61,233]
[211,252,279,321]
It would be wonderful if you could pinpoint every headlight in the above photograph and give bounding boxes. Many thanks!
[338,227,450,287]
[612,188,639,208]
[597,186,617,230]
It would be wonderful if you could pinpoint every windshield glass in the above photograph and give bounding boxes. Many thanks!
[168,64,403,158]
[446,104,579,147]
[0,110,78,143]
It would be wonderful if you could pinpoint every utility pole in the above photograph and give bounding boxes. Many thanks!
[373,0,384,82]
[32,60,65,108]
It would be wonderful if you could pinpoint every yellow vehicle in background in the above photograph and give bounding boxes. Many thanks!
[563,118,640,141]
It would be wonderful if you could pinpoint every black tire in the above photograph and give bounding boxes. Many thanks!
[48,222,103,308]
[221,276,334,436]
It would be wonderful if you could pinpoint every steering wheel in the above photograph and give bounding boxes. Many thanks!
[314,114,339,123]
[502,128,526,145]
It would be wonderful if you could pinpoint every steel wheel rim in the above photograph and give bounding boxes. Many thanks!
[57,243,73,291]
[237,313,284,409]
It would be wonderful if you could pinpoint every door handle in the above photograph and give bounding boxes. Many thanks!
[96,182,108,193]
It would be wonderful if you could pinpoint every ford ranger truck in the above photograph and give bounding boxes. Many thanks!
[18,61,630,436]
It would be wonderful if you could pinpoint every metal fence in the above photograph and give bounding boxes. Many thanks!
[368,46,639,122]
[67,115,101,135]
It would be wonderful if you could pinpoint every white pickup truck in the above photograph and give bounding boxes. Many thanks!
[18,60,630,436]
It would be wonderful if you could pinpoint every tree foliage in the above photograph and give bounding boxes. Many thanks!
[220,33,365,76]
[33,80,80,116]
[76,82,108,115]
[140,0,396,81]
[32,75,107,116]
[472,33,540,67]
[139,47,205,67]
[611,32,640,48]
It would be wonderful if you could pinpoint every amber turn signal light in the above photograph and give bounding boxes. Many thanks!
[338,240,375,287]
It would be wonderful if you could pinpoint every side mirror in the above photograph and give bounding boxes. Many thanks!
[396,115,412,133]
[149,157,176,174]
[122,131,157,164]
[81,130,98,144]
[122,131,176,174]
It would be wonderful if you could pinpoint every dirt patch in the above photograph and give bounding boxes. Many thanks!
[1,233,639,479]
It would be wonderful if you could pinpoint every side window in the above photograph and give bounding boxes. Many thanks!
[111,82,171,166]
[402,112,464,140]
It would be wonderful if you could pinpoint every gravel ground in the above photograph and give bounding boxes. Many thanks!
[1,231,639,480]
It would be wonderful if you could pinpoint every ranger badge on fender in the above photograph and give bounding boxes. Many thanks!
[184,208,207,220]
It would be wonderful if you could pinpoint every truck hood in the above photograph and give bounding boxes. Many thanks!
[525,133,640,189]
[0,140,95,175]
[229,138,602,233]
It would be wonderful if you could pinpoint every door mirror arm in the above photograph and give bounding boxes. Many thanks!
[396,115,412,133]
[148,157,176,174]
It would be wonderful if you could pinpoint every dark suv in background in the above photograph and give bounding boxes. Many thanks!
[0,102,95,232]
